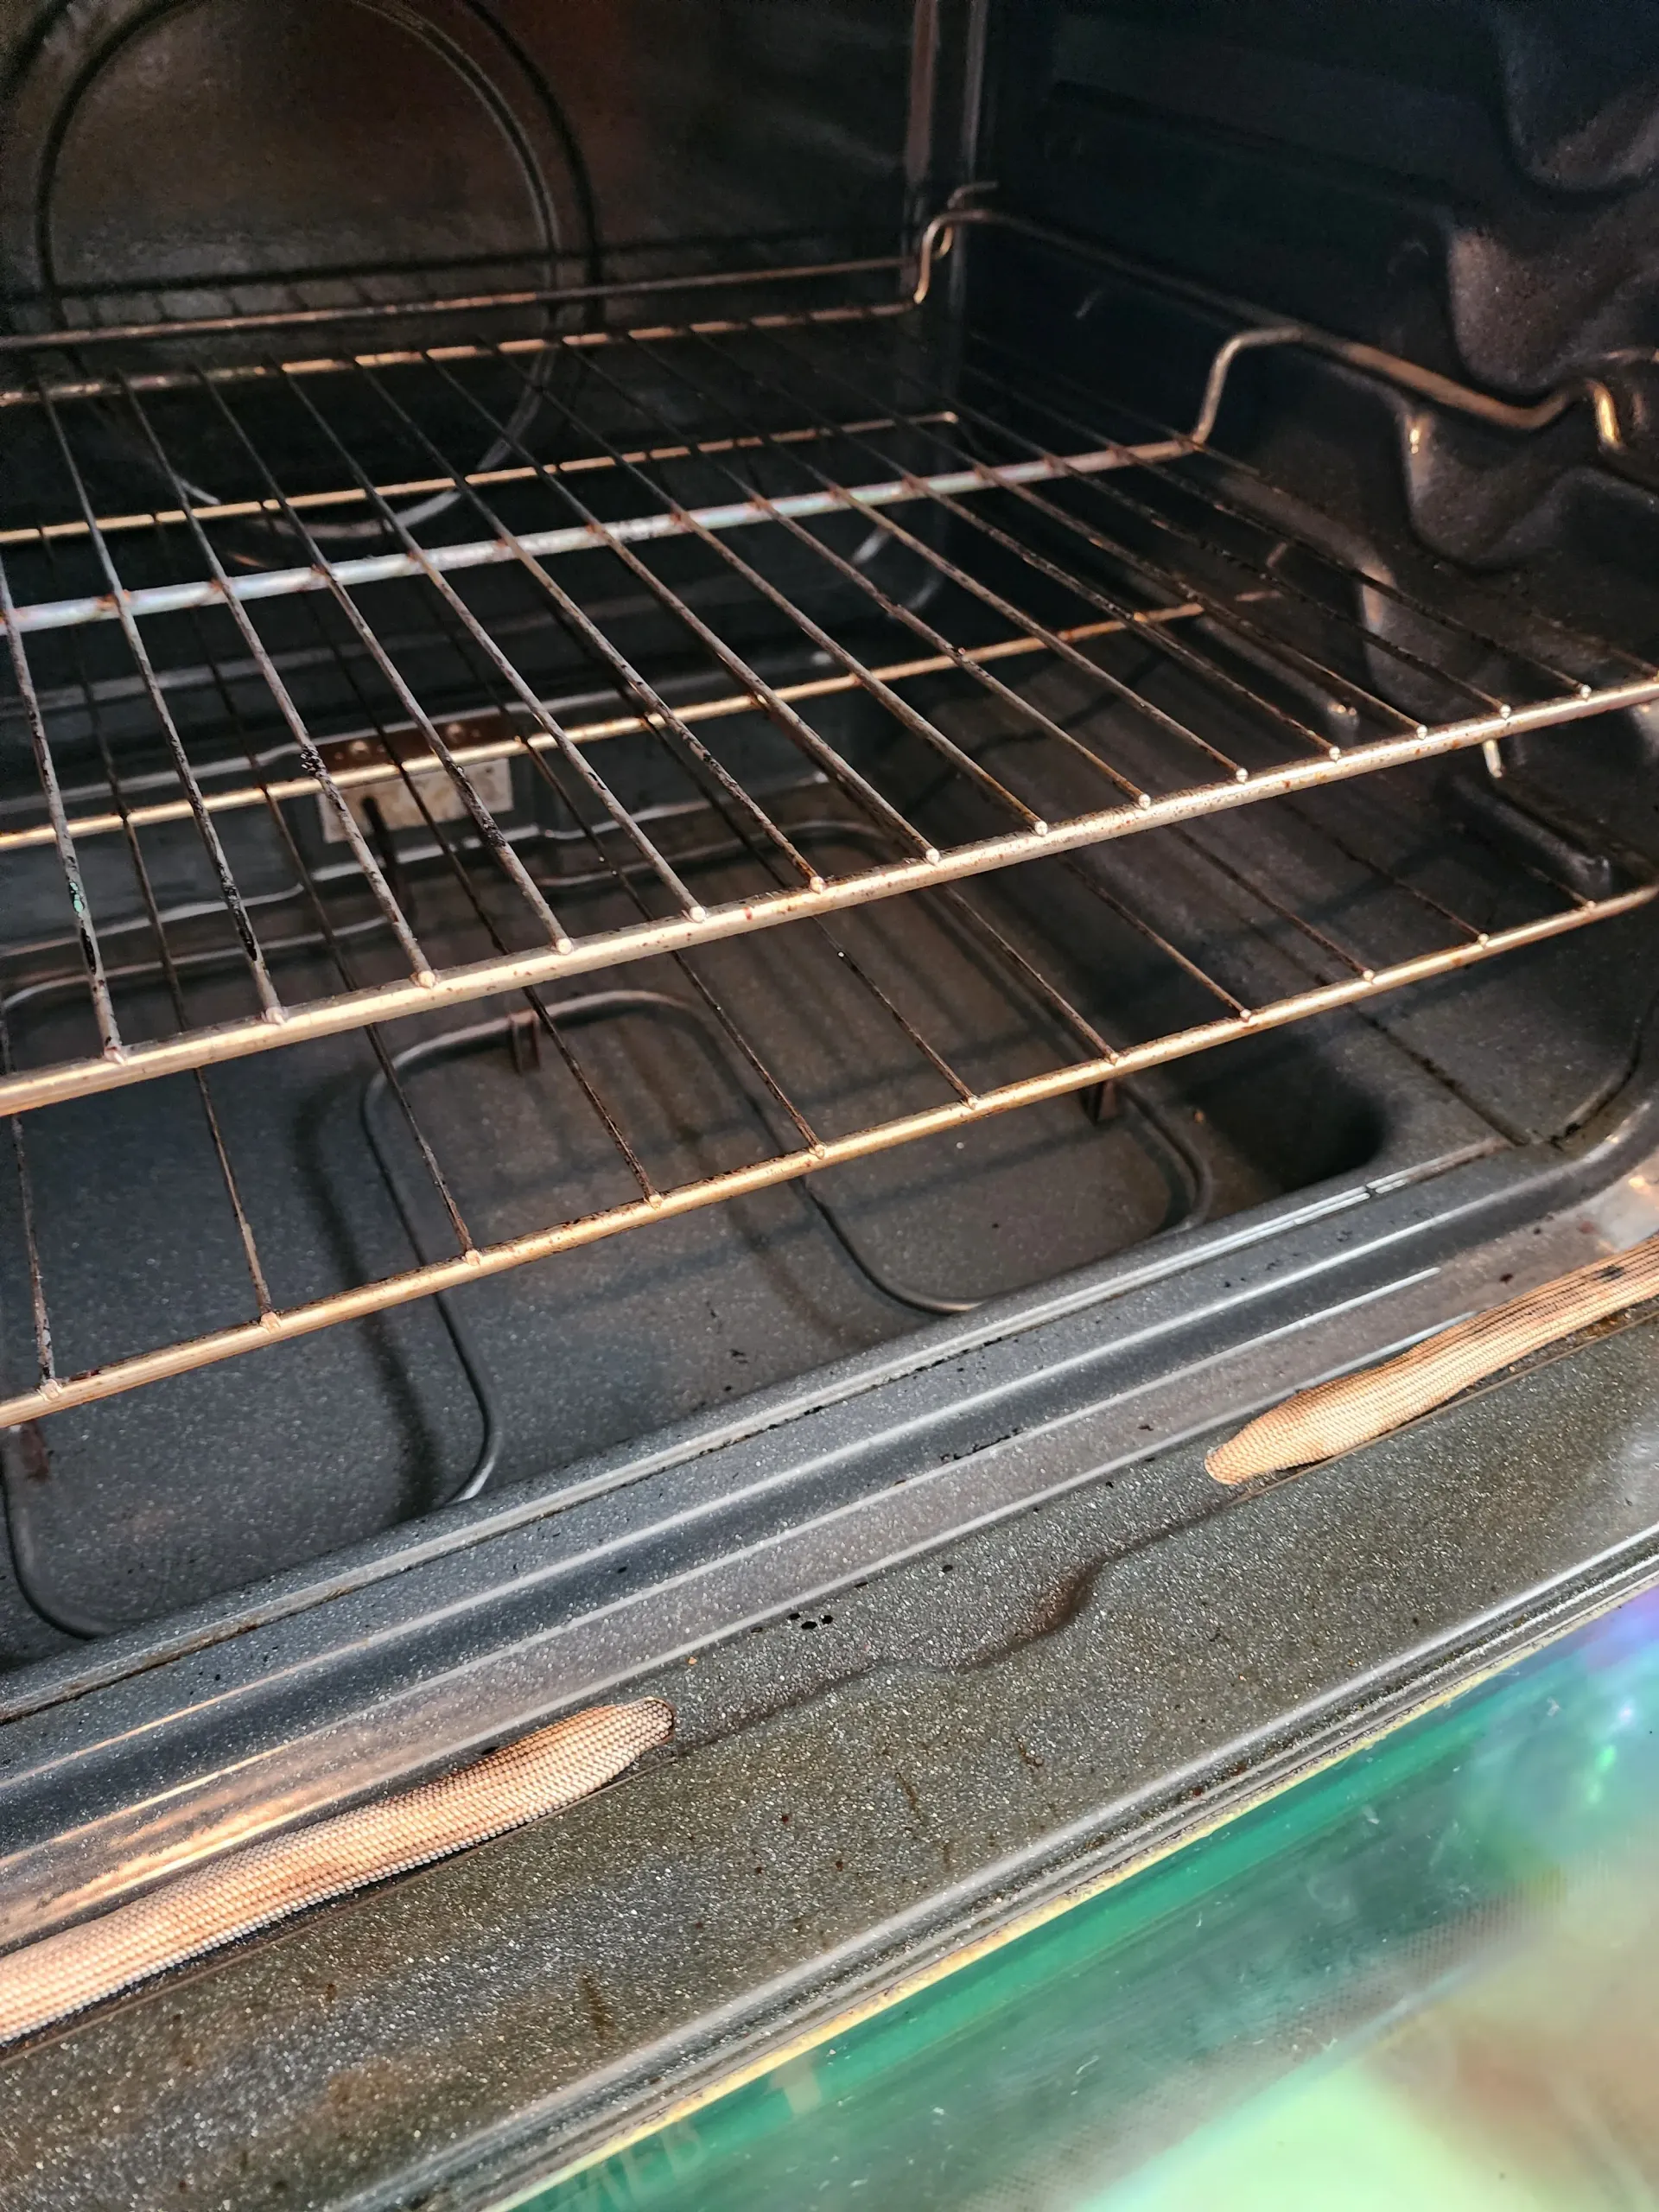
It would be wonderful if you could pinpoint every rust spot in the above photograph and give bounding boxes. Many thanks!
[7,1422,50,1482]
[578,1972,615,2046]
[317,734,389,776]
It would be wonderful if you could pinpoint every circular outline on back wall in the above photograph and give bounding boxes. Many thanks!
[0,0,601,543]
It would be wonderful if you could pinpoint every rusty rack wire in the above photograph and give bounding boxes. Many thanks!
[1,765,1649,1432]
[1,230,1656,1429]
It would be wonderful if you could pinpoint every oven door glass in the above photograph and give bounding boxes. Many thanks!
[525,1581,1659,2211]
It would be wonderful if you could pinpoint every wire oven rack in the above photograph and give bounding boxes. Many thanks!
[2,227,1656,1432]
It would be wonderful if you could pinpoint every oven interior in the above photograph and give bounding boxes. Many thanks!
[6,4,1659,2206]
[1,0,1657,1681]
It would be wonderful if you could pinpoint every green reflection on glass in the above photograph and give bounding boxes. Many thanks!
[521,1586,1659,2212]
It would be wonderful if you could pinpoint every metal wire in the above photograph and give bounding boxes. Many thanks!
[36,531,274,1317]
[0,784,1648,1431]
[0,242,1656,1432]
[0,250,907,359]
[765,318,1504,725]
[3,289,1656,1119]
[953,326,1630,691]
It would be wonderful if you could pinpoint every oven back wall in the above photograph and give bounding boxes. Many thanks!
[988,0,1659,605]
[993,0,1659,382]
[0,0,912,325]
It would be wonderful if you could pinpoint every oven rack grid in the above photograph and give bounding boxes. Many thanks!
[0,769,1650,1433]
[3,256,1656,1124]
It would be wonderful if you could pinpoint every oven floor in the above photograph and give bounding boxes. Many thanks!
[0,823,1395,1661]
[3,714,1650,1664]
